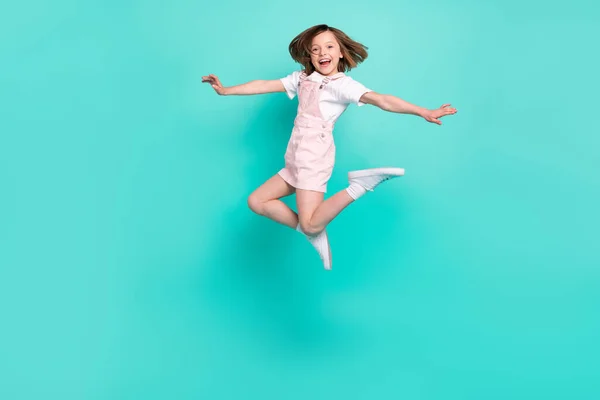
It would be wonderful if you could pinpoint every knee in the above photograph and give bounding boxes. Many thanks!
[247,194,265,215]
[299,219,323,236]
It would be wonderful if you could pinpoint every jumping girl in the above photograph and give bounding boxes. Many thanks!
[202,24,457,270]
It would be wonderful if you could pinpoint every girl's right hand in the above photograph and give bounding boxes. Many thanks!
[202,74,227,95]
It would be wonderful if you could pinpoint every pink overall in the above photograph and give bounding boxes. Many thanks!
[278,71,345,193]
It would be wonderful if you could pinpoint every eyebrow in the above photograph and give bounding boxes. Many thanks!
[311,41,335,47]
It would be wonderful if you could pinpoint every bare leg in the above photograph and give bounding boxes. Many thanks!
[296,188,354,236]
[247,174,298,229]
[295,189,334,269]
[249,174,333,268]
[297,167,406,235]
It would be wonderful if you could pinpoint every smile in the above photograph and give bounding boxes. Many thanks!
[319,58,331,67]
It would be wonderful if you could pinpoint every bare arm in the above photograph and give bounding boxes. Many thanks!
[360,91,457,125]
[202,74,286,96]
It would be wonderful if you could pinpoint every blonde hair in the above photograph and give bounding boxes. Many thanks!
[288,24,368,75]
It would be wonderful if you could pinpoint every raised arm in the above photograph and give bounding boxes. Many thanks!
[359,91,457,125]
[202,74,286,96]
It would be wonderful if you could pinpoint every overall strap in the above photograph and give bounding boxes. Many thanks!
[319,72,345,89]
[297,71,344,89]
[298,71,308,86]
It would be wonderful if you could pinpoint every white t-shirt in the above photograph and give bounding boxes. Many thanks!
[280,70,373,123]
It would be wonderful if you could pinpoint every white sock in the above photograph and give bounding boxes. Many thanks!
[346,182,367,200]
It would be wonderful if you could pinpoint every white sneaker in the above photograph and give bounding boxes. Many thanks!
[298,225,332,270]
[348,167,405,191]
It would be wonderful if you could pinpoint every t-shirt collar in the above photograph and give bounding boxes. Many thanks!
[309,70,346,80]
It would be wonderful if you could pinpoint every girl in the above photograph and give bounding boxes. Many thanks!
[202,24,457,270]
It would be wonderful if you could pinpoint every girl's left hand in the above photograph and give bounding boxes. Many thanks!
[423,104,457,125]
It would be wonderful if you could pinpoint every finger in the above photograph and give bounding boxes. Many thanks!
[440,103,450,108]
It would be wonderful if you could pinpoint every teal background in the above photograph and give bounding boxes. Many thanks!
[1,0,599,399]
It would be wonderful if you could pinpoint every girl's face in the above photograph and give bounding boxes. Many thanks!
[309,31,343,76]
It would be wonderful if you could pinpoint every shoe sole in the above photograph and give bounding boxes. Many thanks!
[348,167,405,179]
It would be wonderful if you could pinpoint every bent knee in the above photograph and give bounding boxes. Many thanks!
[299,219,323,236]
[247,194,265,215]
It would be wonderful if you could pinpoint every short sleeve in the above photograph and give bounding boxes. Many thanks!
[279,70,302,100]
[336,77,373,107]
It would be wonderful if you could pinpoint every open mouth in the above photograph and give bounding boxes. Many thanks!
[319,59,331,68]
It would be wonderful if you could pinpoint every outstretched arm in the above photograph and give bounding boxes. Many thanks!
[202,74,286,96]
[359,91,457,125]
